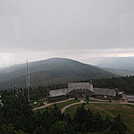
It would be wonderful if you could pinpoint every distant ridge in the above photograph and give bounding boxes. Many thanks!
[86,57,134,71]
[0,57,117,89]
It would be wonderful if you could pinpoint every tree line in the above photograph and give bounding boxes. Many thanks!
[0,90,127,134]
[5,75,134,102]
[5,76,134,102]
[93,76,134,94]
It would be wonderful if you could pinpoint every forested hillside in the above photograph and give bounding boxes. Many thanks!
[93,76,134,94]
[0,58,116,89]
[0,90,127,134]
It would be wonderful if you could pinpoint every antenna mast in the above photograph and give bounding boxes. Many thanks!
[26,59,30,102]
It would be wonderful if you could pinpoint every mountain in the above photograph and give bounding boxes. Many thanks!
[104,68,134,76]
[84,57,134,76]
[0,58,117,89]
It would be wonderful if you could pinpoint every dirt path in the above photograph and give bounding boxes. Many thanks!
[32,98,134,112]
[60,101,134,113]
[92,105,115,117]
[61,100,84,113]
[32,98,74,111]
[61,101,110,114]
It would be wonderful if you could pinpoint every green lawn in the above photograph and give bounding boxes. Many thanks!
[30,99,46,108]
[36,99,80,112]
[65,103,134,133]
[49,99,80,110]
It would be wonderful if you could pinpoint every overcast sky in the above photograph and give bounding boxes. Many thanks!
[0,0,134,67]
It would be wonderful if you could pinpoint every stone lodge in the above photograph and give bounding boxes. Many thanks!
[48,82,121,102]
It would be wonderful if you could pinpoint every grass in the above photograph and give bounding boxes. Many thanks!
[65,103,134,133]
[36,99,80,112]
[49,99,80,110]
[30,99,46,108]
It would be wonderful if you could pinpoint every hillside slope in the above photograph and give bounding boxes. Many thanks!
[85,57,134,71]
[104,68,134,76]
[0,58,117,89]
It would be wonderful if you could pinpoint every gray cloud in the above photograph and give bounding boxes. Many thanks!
[0,0,134,67]
[0,0,134,52]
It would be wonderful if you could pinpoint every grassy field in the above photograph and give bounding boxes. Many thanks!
[30,99,46,108]
[49,99,80,110]
[36,99,80,112]
[65,103,134,133]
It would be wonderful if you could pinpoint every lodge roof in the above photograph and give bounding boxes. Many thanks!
[48,82,116,97]
[49,88,68,97]
[93,88,116,96]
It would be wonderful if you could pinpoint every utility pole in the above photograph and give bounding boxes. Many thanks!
[26,59,31,102]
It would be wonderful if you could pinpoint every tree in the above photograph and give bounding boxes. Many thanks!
[103,116,112,130]
[32,125,47,134]
[0,124,14,134]
[111,115,127,134]
[0,124,27,134]
[14,130,27,134]
[49,121,75,134]
[92,112,103,131]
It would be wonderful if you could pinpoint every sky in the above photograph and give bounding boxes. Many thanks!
[0,0,134,67]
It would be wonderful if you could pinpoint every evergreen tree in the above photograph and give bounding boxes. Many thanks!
[49,121,75,134]
[93,112,103,131]
[103,116,112,130]
[111,115,127,134]
[32,125,47,134]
